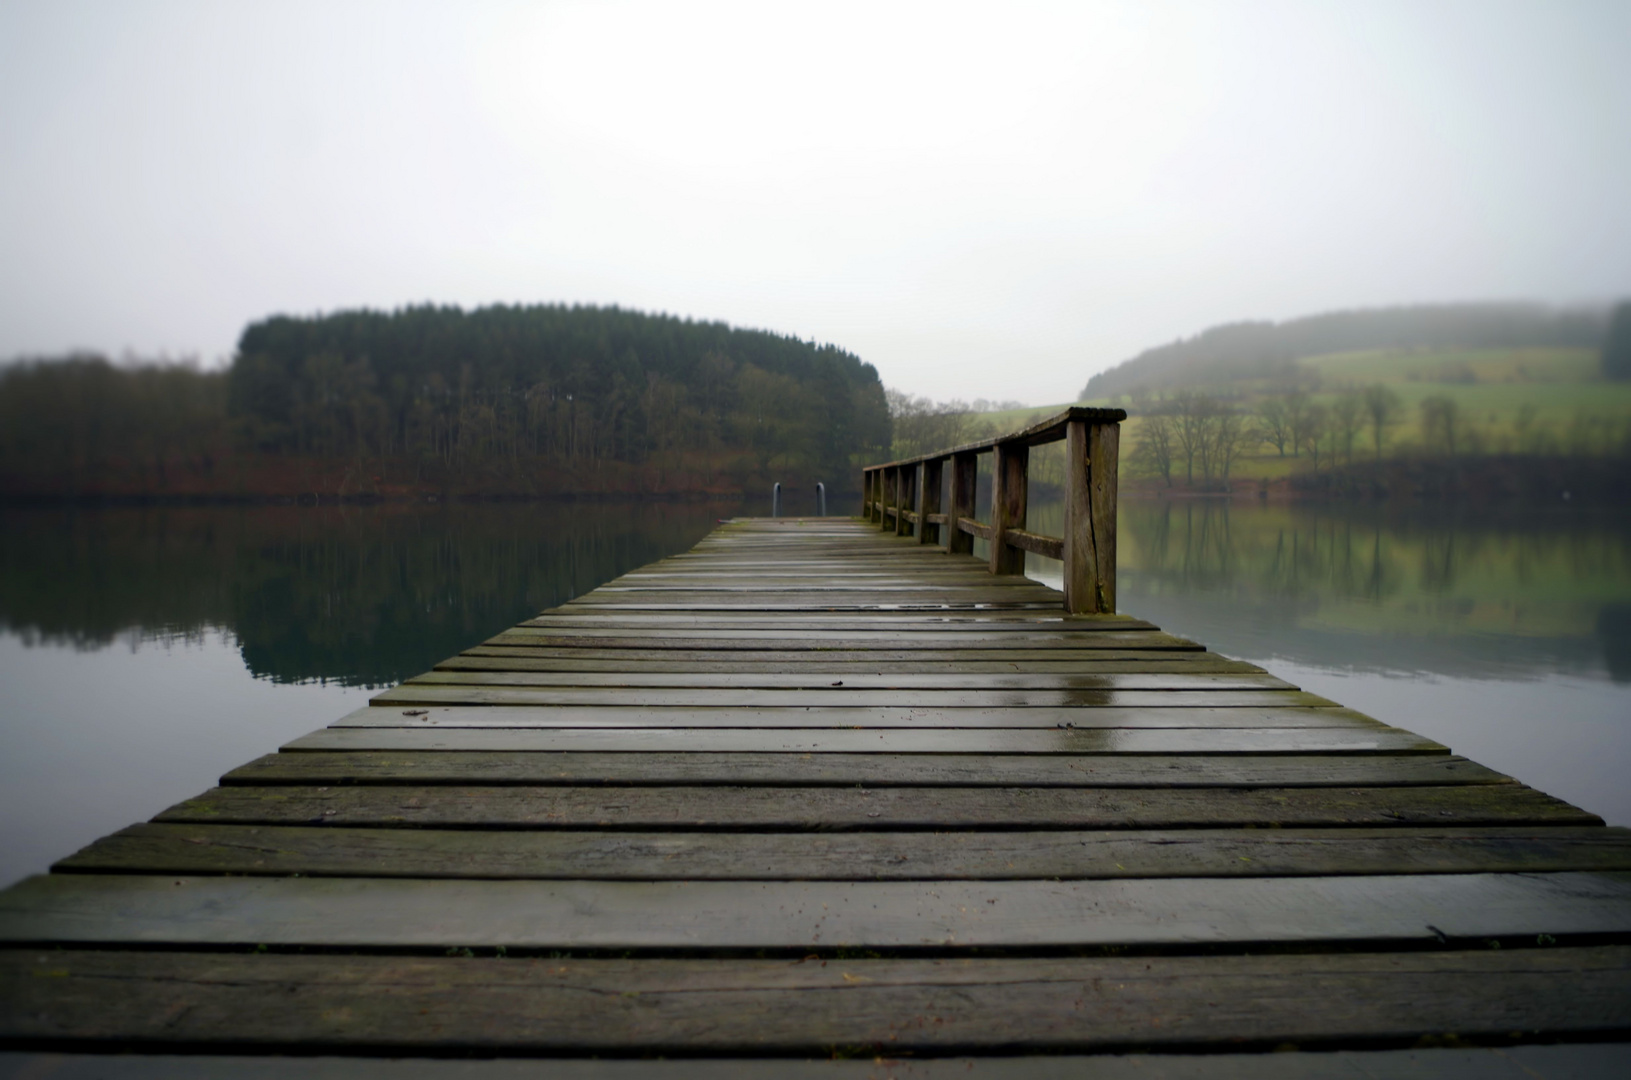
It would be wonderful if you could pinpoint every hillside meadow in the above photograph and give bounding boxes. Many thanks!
[944,346,1630,492]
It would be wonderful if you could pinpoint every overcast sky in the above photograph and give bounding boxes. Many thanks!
[2,0,1628,403]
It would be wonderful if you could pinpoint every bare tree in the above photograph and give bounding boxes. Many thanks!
[1285,390,1312,458]
[1208,405,1252,484]
[886,388,979,459]
[1362,384,1402,461]
[1301,403,1331,470]
[1172,392,1208,484]
[1256,396,1292,457]
[1130,414,1175,487]
[1330,391,1365,466]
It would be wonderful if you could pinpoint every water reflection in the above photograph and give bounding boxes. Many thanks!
[0,501,745,688]
[1025,499,1631,683]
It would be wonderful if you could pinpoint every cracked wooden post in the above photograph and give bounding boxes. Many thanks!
[989,440,1028,576]
[1064,419,1118,613]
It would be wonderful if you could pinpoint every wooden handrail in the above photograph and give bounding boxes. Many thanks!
[861,406,1125,614]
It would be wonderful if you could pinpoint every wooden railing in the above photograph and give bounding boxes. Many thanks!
[861,406,1126,614]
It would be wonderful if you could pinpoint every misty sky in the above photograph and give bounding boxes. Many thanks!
[2,0,1628,403]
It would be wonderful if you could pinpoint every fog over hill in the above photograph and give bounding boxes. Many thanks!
[1080,303,1611,400]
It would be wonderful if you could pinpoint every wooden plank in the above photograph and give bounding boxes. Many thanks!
[398,672,1300,690]
[439,655,1266,675]
[280,727,1448,754]
[369,686,1340,708]
[463,647,1214,663]
[490,630,1196,649]
[59,824,1631,881]
[541,584,1043,593]
[511,618,1169,632]
[5,872,1630,948]
[337,705,1380,730]
[2,1046,1628,1080]
[224,751,1513,788]
[151,783,1594,830]
[558,597,1069,609]
[7,948,1627,1053]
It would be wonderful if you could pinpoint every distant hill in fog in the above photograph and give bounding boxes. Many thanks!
[1079,302,1610,400]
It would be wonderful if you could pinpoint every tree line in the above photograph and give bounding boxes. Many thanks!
[1130,385,1631,489]
[0,305,892,497]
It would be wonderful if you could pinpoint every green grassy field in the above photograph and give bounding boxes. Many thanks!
[969,346,1628,483]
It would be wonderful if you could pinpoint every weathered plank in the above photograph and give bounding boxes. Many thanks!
[5,872,1630,948]
[398,672,1299,690]
[7,948,1629,1052]
[224,751,1511,788]
[58,823,1631,880]
[281,726,1447,755]
[152,783,1595,830]
[487,630,1202,650]
[370,686,1339,709]
[440,655,1265,674]
[338,705,1381,730]
[2,1047,1629,1079]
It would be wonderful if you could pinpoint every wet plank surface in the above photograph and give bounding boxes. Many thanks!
[3,517,1628,1062]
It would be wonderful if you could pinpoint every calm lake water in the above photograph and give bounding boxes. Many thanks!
[2,495,1628,887]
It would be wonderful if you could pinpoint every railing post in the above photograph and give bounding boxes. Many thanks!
[918,458,942,546]
[947,451,977,556]
[1063,422,1092,611]
[1089,422,1119,612]
[881,466,897,531]
[1063,420,1119,612]
[895,463,915,537]
[989,440,1028,576]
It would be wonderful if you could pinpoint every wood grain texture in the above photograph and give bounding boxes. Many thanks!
[2,1047,1629,1080]
[224,751,1512,788]
[280,726,1447,755]
[57,824,1631,880]
[369,686,1340,709]
[334,704,1381,730]
[990,441,1027,577]
[150,782,1598,830]
[7,948,1628,1052]
[5,872,1630,948]
[397,671,1300,690]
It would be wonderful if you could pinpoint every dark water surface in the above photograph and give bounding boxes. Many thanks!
[2,496,1628,887]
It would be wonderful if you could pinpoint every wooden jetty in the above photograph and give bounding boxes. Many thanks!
[4,407,1631,1073]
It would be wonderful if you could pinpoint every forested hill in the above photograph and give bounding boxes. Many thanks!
[0,305,891,499]
[231,305,888,482]
[1080,303,1608,400]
